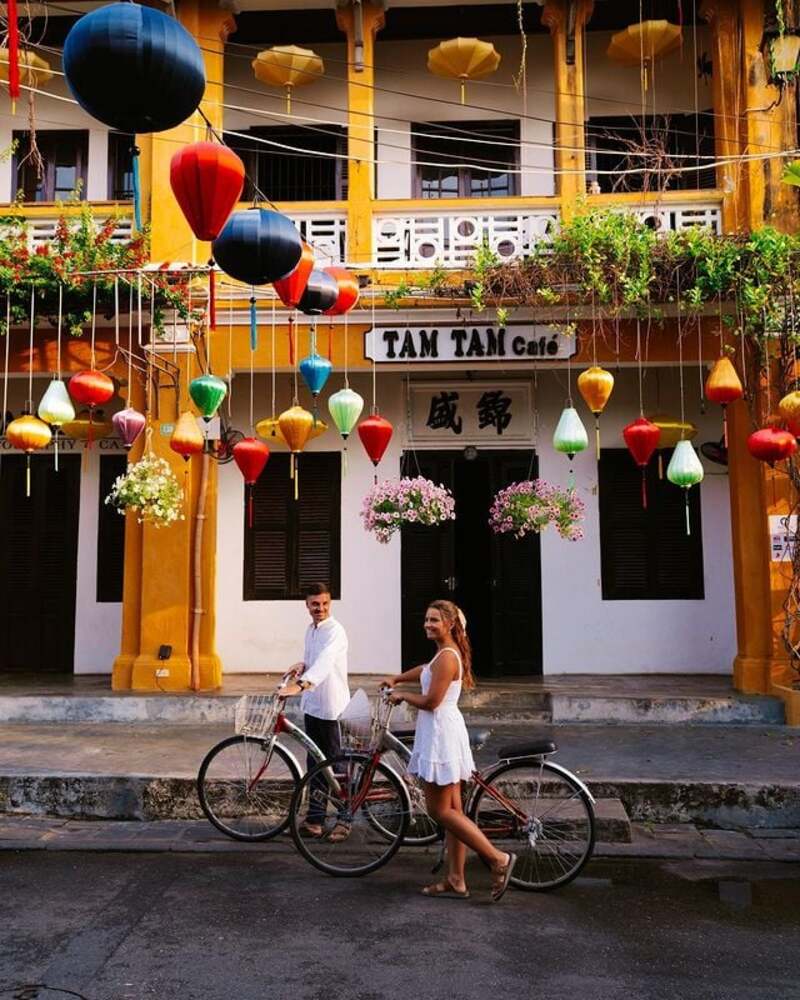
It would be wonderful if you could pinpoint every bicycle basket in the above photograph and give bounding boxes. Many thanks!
[338,690,393,752]
[234,694,278,739]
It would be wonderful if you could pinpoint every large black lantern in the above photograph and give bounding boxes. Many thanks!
[298,268,339,315]
[63,3,205,133]
[212,209,303,286]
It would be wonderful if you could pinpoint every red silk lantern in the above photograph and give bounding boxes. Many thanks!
[323,267,360,316]
[233,437,270,527]
[68,369,115,448]
[747,427,798,466]
[358,413,393,481]
[623,417,661,509]
[274,242,314,308]
[170,141,245,242]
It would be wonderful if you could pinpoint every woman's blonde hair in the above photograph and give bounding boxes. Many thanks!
[427,600,475,690]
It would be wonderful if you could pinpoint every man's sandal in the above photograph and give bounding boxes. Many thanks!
[421,880,470,900]
[490,853,517,903]
[326,823,351,843]
[299,822,324,839]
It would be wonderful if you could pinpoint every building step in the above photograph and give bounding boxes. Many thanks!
[592,798,631,843]
[550,693,785,726]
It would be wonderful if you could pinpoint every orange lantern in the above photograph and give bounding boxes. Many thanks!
[705,357,743,447]
[170,411,205,461]
[577,366,614,457]
[6,413,52,496]
[778,391,800,430]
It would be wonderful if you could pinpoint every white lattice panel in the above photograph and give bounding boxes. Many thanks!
[289,213,347,265]
[2,216,134,250]
[372,209,560,269]
[622,202,722,235]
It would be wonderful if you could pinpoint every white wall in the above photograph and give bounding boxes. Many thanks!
[2,375,124,673]
[215,356,736,676]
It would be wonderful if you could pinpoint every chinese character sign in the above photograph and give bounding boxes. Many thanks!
[411,383,531,444]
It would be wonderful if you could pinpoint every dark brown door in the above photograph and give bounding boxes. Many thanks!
[400,450,542,676]
[0,454,81,672]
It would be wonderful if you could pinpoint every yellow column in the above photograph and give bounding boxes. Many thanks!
[740,0,797,231]
[542,0,593,219]
[700,0,746,232]
[114,0,228,690]
[335,1,385,268]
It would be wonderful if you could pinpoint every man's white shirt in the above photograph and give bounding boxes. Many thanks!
[301,616,350,720]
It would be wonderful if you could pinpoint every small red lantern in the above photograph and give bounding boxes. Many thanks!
[323,267,360,316]
[623,416,661,509]
[274,242,314,309]
[358,413,393,481]
[747,427,798,466]
[233,437,270,527]
[68,369,115,448]
[170,141,245,242]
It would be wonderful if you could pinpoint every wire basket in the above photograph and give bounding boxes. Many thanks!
[339,693,394,753]
[234,694,279,739]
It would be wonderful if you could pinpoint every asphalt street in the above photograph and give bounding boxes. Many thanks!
[1,850,798,1000]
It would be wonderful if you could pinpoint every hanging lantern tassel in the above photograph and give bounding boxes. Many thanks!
[132,144,142,233]
[249,296,258,352]
[328,320,333,362]
[288,314,295,366]
[7,0,19,115]
[658,451,664,479]
[208,265,216,331]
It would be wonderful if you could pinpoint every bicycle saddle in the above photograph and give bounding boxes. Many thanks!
[497,736,557,759]
[468,728,491,750]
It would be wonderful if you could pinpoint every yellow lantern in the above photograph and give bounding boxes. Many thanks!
[649,413,698,449]
[6,413,52,496]
[278,404,314,499]
[62,411,114,440]
[577,366,615,457]
[779,391,800,428]
[427,37,501,104]
[252,46,324,114]
[256,417,288,446]
[0,48,53,89]
[607,20,682,90]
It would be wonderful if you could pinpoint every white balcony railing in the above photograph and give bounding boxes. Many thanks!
[616,200,723,235]
[18,215,134,249]
[372,208,560,269]
[288,211,347,266]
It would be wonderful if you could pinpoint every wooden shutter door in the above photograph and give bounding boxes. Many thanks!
[245,453,292,600]
[97,454,127,602]
[296,452,341,597]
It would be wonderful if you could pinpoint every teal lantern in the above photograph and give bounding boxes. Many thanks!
[189,374,228,421]
[666,439,704,536]
[328,387,364,440]
[299,353,332,402]
[553,405,588,486]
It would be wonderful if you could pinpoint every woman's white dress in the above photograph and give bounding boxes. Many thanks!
[407,647,475,785]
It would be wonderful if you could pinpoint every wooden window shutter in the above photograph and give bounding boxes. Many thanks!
[245,452,341,600]
[97,454,127,602]
[599,449,704,600]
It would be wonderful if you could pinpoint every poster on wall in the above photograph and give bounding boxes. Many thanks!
[365,324,576,364]
[409,381,533,445]
[770,514,797,562]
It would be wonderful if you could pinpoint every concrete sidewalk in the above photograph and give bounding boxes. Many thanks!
[1,720,798,829]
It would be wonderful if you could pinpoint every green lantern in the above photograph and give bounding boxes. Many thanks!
[328,387,364,440]
[666,439,704,536]
[189,374,228,421]
[553,405,588,488]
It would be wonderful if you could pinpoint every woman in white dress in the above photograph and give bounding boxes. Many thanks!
[385,600,516,901]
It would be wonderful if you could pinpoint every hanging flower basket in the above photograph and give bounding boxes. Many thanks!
[361,476,455,543]
[489,479,585,542]
[105,452,184,527]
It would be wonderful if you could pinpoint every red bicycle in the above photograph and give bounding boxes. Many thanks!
[289,691,596,889]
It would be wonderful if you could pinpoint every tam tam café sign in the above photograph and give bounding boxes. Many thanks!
[364,324,576,363]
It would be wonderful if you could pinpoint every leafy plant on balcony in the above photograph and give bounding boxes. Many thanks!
[0,202,197,337]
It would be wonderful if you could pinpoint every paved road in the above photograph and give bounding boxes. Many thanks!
[1,852,798,1000]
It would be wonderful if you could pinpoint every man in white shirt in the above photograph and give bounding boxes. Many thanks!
[281,582,350,837]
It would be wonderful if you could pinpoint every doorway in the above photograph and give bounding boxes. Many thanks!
[401,450,542,677]
[0,454,81,673]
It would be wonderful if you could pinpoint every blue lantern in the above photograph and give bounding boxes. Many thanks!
[212,209,302,287]
[300,352,332,399]
[63,3,205,133]
[298,269,339,315]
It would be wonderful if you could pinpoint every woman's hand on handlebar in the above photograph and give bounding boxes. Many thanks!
[379,675,399,689]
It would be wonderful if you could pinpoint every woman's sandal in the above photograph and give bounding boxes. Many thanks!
[490,853,517,903]
[326,822,351,843]
[299,822,324,839]
[421,880,470,900]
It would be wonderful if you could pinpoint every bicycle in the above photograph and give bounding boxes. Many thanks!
[196,679,438,846]
[289,689,597,889]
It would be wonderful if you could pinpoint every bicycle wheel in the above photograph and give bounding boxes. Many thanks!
[197,735,301,842]
[289,752,410,877]
[379,746,440,847]
[468,759,595,891]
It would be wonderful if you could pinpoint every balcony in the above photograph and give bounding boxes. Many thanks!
[0,203,134,249]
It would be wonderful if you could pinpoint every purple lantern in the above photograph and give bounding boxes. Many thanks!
[113,407,146,449]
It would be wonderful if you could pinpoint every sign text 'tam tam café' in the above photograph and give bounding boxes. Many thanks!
[364,324,576,363]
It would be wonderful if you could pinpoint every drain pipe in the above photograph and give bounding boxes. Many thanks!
[190,449,210,692]
[353,0,364,71]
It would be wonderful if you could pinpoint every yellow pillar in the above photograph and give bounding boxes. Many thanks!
[113,0,228,690]
[542,0,593,219]
[335,1,385,269]
[700,0,747,232]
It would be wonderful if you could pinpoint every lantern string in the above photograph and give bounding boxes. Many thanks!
[137,274,147,418]
[90,281,97,369]
[591,291,597,367]
[344,310,349,389]
[249,327,255,435]
[371,281,377,414]
[27,285,34,409]
[249,289,258,352]
[127,283,133,408]
[271,297,276,417]
[113,276,119,348]
[636,317,644,417]
[227,293,233,419]
[3,296,11,444]
[292,312,298,403]
[56,283,62,381]
[677,271,686,429]
[697,313,705,414]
